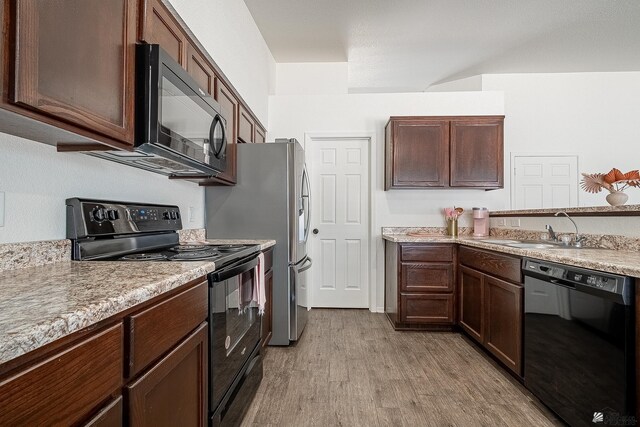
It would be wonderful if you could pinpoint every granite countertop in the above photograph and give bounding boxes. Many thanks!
[383,233,640,277]
[0,238,276,367]
[490,204,640,217]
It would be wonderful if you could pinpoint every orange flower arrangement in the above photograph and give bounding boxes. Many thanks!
[580,168,640,193]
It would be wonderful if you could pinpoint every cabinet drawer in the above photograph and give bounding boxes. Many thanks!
[459,246,522,283]
[0,324,123,427]
[400,293,455,324]
[401,263,453,292]
[127,280,208,377]
[400,244,453,263]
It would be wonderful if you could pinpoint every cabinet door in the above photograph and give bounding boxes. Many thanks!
[238,106,255,143]
[387,119,449,189]
[13,0,136,144]
[400,263,453,293]
[400,293,455,324]
[212,80,238,183]
[261,269,274,347]
[186,44,215,96]
[450,118,504,188]
[127,323,208,427]
[140,0,187,66]
[458,265,484,342]
[255,126,266,143]
[83,396,123,427]
[484,276,523,375]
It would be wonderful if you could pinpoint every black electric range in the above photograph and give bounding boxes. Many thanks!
[65,197,259,266]
[66,198,264,426]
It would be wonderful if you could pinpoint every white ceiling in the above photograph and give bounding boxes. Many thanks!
[243,0,640,92]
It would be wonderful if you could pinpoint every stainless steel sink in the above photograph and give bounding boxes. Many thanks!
[478,239,600,250]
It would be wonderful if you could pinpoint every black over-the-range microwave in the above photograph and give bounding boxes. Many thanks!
[91,44,227,178]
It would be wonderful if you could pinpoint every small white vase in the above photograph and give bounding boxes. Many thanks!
[606,191,628,206]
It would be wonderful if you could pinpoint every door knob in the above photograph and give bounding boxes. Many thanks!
[312,228,319,235]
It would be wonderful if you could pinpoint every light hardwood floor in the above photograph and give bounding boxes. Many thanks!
[242,309,560,427]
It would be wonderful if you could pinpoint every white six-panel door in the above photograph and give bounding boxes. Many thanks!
[310,138,369,308]
[512,155,578,209]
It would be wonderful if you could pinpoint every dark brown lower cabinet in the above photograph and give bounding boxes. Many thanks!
[400,293,454,324]
[84,396,123,427]
[458,248,523,376]
[127,322,208,427]
[385,241,456,330]
[484,275,523,374]
[0,324,123,426]
[0,277,210,427]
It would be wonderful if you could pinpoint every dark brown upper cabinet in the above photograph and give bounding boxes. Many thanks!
[385,116,504,190]
[186,44,215,97]
[139,0,188,66]
[238,105,255,143]
[385,119,449,189]
[450,118,503,188]
[12,0,137,145]
[255,126,266,144]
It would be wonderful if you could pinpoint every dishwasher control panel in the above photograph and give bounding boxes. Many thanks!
[523,258,632,304]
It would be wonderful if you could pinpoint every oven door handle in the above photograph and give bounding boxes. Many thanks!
[210,257,259,282]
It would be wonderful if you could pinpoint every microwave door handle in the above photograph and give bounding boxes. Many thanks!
[210,256,259,282]
[210,114,227,159]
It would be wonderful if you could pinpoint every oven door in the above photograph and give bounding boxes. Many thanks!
[209,255,261,411]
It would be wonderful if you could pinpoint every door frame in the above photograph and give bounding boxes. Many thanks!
[303,131,377,312]
[510,152,580,209]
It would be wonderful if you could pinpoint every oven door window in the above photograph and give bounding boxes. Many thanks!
[224,270,258,355]
[158,67,216,162]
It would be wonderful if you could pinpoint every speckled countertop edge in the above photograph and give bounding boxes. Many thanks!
[490,204,640,216]
[0,260,217,366]
[205,239,276,251]
[0,238,276,366]
[383,233,640,277]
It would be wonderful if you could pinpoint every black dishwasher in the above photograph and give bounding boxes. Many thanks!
[523,258,635,427]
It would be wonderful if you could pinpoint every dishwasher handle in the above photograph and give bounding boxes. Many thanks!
[549,278,576,289]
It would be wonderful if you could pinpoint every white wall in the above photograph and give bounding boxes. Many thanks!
[0,134,204,243]
[275,62,348,95]
[0,0,274,244]
[481,72,640,206]
[269,67,504,311]
[168,0,276,124]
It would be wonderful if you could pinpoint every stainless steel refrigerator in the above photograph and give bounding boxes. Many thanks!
[205,140,311,345]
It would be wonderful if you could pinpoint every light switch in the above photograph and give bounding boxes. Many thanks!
[0,192,4,227]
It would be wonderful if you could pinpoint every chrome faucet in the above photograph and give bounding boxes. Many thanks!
[545,224,557,241]
[555,211,586,247]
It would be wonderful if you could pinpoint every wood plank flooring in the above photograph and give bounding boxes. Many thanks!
[242,309,560,427]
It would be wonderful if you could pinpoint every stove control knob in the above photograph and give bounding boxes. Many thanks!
[92,208,106,222]
[107,210,119,221]
[170,211,178,220]
[162,211,170,220]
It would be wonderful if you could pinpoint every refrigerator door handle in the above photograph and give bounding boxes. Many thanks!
[302,164,311,243]
[291,254,309,267]
[297,257,313,273]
